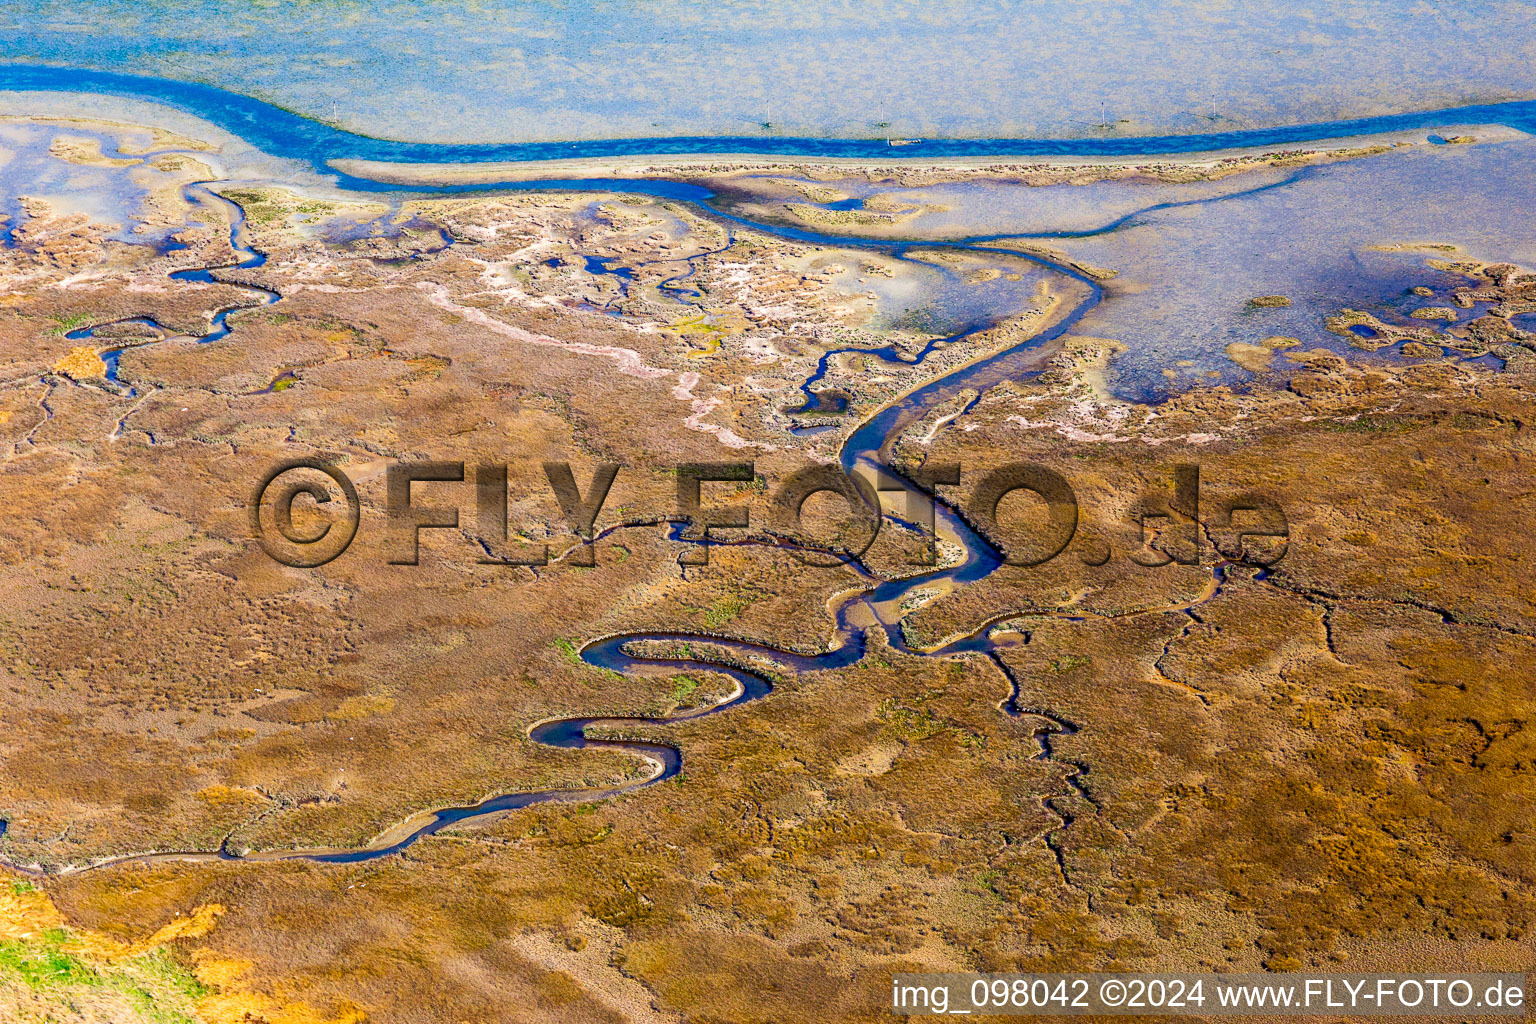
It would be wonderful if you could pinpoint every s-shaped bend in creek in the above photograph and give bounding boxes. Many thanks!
[12,221,1248,876]
[0,79,1333,873]
[61,181,280,392]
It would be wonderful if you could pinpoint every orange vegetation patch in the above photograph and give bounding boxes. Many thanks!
[52,345,108,379]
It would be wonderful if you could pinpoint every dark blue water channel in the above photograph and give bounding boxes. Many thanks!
[0,66,1488,870]
[9,64,1536,169]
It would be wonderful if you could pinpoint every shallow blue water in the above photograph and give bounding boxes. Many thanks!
[59,182,278,389]
[6,64,1536,174]
[1,67,1514,867]
[9,1,1536,144]
[0,121,185,248]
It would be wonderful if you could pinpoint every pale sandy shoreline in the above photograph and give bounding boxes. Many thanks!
[4,98,1529,198]
[328,124,1529,187]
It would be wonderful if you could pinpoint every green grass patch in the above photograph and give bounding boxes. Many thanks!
[704,593,748,628]
[0,935,100,988]
[220,188,286,227]
[668,675,700,702]
[878,691,949,741]
[46,312,93,336]
[552,637,583,666]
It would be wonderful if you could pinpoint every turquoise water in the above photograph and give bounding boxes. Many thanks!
[6,1,1536,143]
